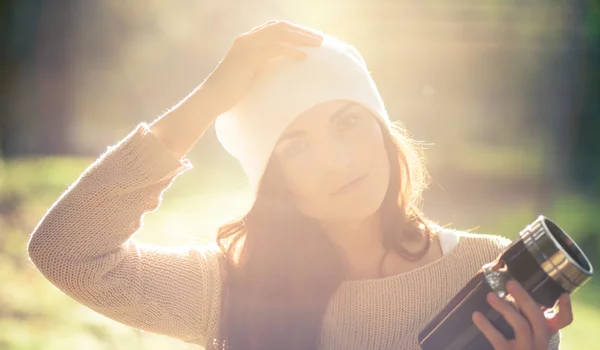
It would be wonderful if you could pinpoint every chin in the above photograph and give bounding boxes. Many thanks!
[327,185,388,221]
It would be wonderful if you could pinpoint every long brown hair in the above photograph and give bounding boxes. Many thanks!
[215,118,435,349]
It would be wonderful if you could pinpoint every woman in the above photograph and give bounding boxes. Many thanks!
[28,20,573,349]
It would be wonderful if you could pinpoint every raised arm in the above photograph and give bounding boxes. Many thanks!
[27,120,224,344]
[27,21,324,347]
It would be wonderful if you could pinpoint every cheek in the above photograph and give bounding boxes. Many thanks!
[349,122,391,211]
[358,123,386,163]
[283,171,329,220]
[365,127,391,196]
[349,119,389,177]
[282,167,322,197]
[277,153,325,205]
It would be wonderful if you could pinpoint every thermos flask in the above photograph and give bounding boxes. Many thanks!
[418,215,594,350]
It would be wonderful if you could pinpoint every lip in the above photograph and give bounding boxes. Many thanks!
[330,174,369,195]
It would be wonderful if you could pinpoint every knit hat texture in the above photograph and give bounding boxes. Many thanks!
[215,32,389,193]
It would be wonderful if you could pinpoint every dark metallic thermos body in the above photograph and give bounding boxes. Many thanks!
[418,216,594,350]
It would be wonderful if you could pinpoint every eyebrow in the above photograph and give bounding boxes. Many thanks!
[276,102,356,144]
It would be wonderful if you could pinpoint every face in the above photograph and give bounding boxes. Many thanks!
[272,100,391,224]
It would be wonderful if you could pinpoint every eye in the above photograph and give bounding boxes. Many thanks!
[337,114,360,131]
[282,140,308,158]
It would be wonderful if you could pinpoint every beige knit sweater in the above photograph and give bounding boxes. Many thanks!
[27,123,561,349]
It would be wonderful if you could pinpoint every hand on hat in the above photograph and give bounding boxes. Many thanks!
[200,20,323,117]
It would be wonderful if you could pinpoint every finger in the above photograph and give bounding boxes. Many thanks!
[505,280,550,342]
[247,20,278,34]
[472,311,510,350]
[269,20,324,40]
[247,27,321,49]
[274,28,323,47]
[546,294,574,333]
[486,291,534,347]
[257,21,322,46]
[259,43,308,62]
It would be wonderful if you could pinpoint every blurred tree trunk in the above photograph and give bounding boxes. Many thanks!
[34,0,75,155]
[568,0,600,197]
[531,2,587,213]
[0,0,41,157]
[0,0,74,157]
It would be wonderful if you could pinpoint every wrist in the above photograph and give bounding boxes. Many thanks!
[190,83,228,121]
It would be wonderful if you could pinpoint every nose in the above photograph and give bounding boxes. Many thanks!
[316,137,353,172]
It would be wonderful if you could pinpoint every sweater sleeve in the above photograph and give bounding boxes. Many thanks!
[27,123,223,346]
[548,330,561,350]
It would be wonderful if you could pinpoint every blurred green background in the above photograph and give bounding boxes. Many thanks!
[1,1,599,349]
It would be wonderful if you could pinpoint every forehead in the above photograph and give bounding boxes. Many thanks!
[284,100,357,131]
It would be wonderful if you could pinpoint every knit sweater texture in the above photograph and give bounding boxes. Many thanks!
[27,123,561,349]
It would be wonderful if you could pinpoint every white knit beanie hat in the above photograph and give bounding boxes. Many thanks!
[215,32,390,193]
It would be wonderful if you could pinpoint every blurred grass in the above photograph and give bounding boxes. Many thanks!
[0,155,598,349]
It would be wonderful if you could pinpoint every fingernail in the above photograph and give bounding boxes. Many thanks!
[487,292,498,304]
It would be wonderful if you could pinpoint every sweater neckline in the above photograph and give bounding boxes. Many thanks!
[339,229,465,286]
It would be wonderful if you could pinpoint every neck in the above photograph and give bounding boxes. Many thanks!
[321,214,381,249]
[320,213,386,278]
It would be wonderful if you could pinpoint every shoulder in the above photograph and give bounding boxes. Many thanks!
[436,225,512,262]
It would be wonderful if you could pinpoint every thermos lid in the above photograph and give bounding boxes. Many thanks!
[519,215,594,293]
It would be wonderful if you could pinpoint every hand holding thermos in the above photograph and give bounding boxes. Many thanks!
[418,216,593,350]
[472,279,572,349]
